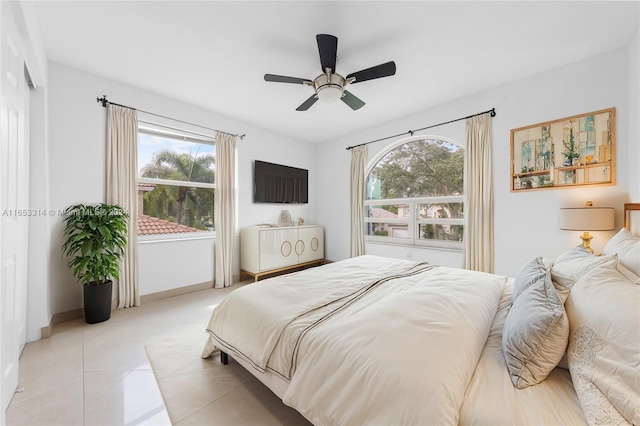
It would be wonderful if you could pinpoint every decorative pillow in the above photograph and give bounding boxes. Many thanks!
[502,269,569,389]
[511,257,549,302]
[550,246,617,299]
[565,258,640,425]
[603,227,640,278]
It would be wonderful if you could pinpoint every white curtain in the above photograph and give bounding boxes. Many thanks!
[463,112,494,273]
[350,145,368,257]
[214,133,237,288]
[106,104,140,308]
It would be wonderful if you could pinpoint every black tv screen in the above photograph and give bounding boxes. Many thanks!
[254,160,308,204]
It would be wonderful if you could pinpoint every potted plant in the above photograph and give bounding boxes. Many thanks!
[61,203,129,324]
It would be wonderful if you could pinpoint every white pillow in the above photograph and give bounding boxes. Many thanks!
[502,269,569,389]
[603,227,640,277]
[565,257,640,425]
[550,246,617,299]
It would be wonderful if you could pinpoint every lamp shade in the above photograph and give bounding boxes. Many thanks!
[560,207,615,231]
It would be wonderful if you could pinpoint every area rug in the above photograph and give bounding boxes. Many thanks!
[145,323,309,425]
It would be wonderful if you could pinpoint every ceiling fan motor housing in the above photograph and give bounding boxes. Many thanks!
[314,73,345,103]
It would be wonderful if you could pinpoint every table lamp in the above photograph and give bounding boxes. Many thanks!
[560,202,615,253]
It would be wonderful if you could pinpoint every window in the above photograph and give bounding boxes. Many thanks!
[365,137,464,249]
[137,126,215,237]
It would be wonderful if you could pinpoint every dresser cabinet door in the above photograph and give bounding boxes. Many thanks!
[258,228,298,271]
[297,226,324,264]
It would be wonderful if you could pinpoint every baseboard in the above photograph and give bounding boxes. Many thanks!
[140,280,214,304]
[37,309,83,340]
[52,308,84,325]
[40,320,53,339]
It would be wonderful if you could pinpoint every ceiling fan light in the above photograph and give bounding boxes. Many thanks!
[317,85,343,103]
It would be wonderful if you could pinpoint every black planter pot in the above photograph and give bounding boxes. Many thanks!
[83,280,113,324]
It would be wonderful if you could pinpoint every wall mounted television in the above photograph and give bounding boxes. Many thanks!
[254,160,308,204]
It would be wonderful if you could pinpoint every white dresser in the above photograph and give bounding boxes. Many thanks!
[240,225,324,281]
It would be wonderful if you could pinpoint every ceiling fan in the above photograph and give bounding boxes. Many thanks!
[264,34,396,111]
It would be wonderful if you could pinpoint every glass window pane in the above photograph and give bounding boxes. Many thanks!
[138,132,215,184]
[418,203,464,219]
[365,222,411,239]
[417,224,463,241]
[366,204,410,219]
[138,184,214,236]
[366,139,464,199]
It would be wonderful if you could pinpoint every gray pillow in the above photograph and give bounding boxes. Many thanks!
[512,257,548,302]
[502,269,569,389]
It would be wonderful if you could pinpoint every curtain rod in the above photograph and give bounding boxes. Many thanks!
[96,95,246,140]
[345,108,496,151]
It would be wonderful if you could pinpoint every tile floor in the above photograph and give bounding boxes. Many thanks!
[6,281,305,425]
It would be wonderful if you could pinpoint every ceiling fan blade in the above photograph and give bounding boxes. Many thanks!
[264,74,312,85]
[346,61,396,84]
[341,90,365,111]
[296,94,318,111]
[316,34,338,73]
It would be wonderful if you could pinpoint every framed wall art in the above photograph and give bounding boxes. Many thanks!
[510,107,615,192]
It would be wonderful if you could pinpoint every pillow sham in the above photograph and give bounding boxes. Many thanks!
[554,256,638,372]
[603,227,640,278]
[511,257,548,302]
[502,269,569,389]
[565,258,640,425]
[550,246,617,298]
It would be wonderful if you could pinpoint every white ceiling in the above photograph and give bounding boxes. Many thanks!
[33,1,639,144]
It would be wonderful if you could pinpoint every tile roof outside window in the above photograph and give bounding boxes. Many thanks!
[137,215,200,236]
[370,208,399,219]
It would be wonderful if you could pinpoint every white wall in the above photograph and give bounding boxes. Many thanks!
[628,28,640,201]
[138,237,214,295]
[317,47,636,277]
[47,62,316,316]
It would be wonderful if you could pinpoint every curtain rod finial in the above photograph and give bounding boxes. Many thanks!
[97,95,108,107]
[490,108,496,117]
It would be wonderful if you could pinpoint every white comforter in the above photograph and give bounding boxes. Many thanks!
[205,255,509,424]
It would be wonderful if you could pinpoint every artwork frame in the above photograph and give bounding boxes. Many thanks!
[510,107,615,192]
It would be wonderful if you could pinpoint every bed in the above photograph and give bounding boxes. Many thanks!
[202,203,640,425]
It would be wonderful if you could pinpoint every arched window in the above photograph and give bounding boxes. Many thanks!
[365,136,464,249]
